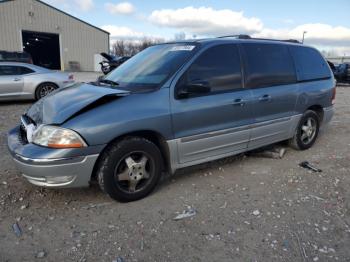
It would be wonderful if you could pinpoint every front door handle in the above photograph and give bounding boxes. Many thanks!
[232,98,245,106]
[258,94,271,102]
[13,78,21,81]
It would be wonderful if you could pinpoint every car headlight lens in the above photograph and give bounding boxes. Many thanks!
[32,125,87,148]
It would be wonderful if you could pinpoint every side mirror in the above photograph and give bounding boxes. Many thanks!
[177,80,211,99]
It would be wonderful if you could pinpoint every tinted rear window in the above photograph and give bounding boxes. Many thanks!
[242,43,296,88]
[290,46,331,81]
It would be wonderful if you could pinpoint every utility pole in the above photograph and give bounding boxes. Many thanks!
[302,31,307,44]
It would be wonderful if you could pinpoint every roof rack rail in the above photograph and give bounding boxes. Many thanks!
[217,34,301,44]
[217,34,251,39]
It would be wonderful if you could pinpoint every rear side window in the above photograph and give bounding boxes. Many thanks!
[18,66,34,75]
[290,46,331,81]
[242,43,296,88]
[0,65,19,75]
[178,44,242,93]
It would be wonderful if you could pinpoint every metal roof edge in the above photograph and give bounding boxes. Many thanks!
[0,0,110,35]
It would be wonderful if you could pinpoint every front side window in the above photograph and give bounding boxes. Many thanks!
[242,43,296,88]
[176,44,242,95]
[105,43,198,91]
[0,65,18,76]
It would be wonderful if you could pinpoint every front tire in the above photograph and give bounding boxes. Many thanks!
[97,137,163,202]
[289,110,320,150]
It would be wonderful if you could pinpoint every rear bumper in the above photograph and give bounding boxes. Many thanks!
[322,106,334,126]
[7,125,100,188]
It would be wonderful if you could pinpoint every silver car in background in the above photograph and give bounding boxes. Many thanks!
[0,62,75,101]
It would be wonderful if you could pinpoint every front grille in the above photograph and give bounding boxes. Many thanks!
[19,114,36,145]
[18,125,28,145]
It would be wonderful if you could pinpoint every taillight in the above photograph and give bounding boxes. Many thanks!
[331,86,336,105]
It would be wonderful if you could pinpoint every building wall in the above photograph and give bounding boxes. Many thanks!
[0,0,109,71]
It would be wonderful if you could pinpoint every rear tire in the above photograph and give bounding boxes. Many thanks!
[289,110,320,150]
[35,83,57,100]
[97,137,163,202]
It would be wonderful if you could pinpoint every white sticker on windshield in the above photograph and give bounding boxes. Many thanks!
[169,45,195,51]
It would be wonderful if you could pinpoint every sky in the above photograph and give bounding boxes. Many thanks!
[43,0,350,56]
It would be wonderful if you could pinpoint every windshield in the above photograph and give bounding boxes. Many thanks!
[105,43,198,90]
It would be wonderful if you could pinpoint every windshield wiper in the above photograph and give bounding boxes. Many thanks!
[99,79,119,86]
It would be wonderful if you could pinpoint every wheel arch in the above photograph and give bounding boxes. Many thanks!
[91,130,171,180]
[306,105,324,123]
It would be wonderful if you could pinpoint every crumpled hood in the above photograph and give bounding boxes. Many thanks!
[26,82,129,125]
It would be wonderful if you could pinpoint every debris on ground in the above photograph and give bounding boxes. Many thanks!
[299,161,322,172]
[252,209,261,216]
[219,201,227,209]
[247,146,286,159]
[20,204,28,210]
[173,207,197,221]
[81,202,112,209]
[36,251,46,258]
[12,222,22,237]
[112,257,125,262]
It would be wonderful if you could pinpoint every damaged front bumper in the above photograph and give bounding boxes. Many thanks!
[11,154,98,187]
[7,126,102,188]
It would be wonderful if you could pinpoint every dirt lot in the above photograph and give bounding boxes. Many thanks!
[0,80,349,262]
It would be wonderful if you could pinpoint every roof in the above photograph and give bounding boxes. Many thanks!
[0,0,110,35]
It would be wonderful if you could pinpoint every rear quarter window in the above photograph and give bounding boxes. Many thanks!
[290,46,331,81]
[18,66,35,75]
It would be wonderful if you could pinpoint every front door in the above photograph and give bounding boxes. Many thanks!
[170,44,254,164]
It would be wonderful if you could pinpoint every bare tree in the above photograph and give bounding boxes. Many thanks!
[112,37,164,57]
[112,40,128,56]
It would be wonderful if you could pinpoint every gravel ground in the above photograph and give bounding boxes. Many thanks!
[0,80,349,261]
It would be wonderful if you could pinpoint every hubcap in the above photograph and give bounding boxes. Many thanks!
[114,152,152,193]
[39,85,55,98]
[300,117,317,144]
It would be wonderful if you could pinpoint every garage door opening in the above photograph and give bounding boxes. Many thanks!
[22,31,61,70]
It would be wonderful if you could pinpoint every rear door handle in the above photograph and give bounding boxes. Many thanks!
[231,98,245,106]
[13,78,21,81]
[258,94,271,102]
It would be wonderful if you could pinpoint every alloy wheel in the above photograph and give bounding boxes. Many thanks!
[300,117,317,144]
[39,85,56,98]
[114,151,154,193]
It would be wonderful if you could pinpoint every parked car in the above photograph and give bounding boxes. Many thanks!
[0,62,74,101]
[100,53,130,75]
[334,63,350,83]
[8,36,335,202]
[0,50,33,64]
